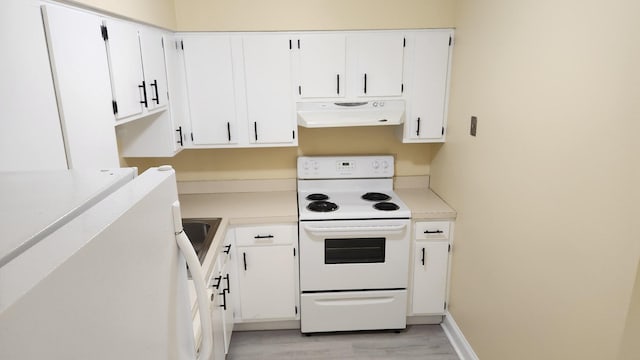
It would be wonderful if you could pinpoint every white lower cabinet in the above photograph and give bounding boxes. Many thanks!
[233,224,299,322]
[411,221,452,315]
[210,266,226,360]
[212,266,233,358]
[207,229,236,359]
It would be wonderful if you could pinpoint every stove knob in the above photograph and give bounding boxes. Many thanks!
[372,101,378,107]
[382,161,389,169]
[312,161,319,170]
[372,160,380,169]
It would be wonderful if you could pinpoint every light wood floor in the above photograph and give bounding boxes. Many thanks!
[227,325,460,360]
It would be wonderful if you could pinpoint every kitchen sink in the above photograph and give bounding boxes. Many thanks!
[182,218,221,264]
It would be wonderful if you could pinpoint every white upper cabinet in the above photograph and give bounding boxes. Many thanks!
[400,30,453,143]
[116,33,186,158]
[42,4,119,168]
[349,33,405,97]
[162,34,188,150]
[182,35,237,146]
[103,19,145,120]
[138,27,168,110]
[242,35,297,145]
[297,34,346,98]
[103,20,169,122]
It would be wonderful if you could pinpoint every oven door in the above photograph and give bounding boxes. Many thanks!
[299,219,410,291]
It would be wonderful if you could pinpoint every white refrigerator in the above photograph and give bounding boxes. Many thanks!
[0,166,212,360]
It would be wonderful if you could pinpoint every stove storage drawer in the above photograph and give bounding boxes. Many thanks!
[300,290,407,333]
[235,224,295,246]
[415,221,450,240]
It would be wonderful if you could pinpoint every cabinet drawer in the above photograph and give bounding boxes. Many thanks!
[415,221,450,240]
[235,224,296,246]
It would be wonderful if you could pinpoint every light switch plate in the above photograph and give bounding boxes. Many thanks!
[470,116,477,136]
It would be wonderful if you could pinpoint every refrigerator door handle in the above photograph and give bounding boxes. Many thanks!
[173,202,213,360]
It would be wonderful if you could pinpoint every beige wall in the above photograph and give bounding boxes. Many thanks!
[124,127,438,181]
[69,0,176,29]
[174,0,454,31]
[430,0,640,359]
[123,0,456,181]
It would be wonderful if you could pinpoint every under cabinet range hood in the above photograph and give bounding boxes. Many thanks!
[297,100,405,128]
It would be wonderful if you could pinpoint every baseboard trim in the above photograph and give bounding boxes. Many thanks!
[234,320,300,331]
[406,315,443,325]
[441,312,479,360]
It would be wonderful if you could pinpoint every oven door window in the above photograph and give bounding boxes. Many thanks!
[325,238,385,264]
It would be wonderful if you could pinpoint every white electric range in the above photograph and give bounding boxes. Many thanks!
[297,155,412,333]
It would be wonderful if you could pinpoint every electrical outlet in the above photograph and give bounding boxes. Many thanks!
[470,116,477,136]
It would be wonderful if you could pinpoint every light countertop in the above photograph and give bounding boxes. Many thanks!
[395,188,457,220]
[178,176,456,230]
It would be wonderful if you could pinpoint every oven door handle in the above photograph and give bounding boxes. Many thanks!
[304,224,407,234]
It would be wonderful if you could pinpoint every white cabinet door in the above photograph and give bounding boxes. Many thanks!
[42,5,119,168]
[237,245,297,320]
[221,260,234,353]
[404,30,452,142]
[412,241,449,315]
[350,33,405,97]
[210,266,226,360]
[298,34,346,98]
[182,35,237,145]
[164,35,188,150]
[242,35,297,145]
[104,19,145,120]
[219,230,235,354]
[139,27,168,110]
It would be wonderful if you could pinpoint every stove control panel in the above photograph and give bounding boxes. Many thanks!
[298,156,394,179]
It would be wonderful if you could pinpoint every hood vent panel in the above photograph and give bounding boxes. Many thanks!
[297,100,405,128]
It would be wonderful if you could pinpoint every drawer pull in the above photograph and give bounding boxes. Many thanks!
[421,248,425,266]
[223,244,231,254]
[254,234,274,239]
[219,290,227,310]
[212,275,222,289]
[224,274,231,294]
[138,81,148,107]
[424,229,444,234]
[243,252,247,271]
[150,79,159,104]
